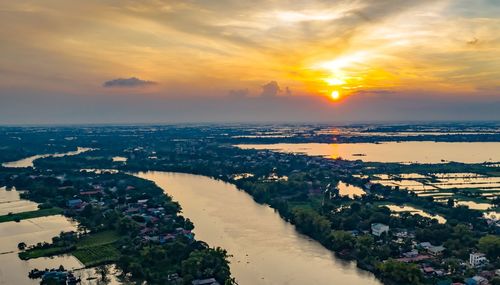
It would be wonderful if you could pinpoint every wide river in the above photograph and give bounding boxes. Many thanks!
[137,171,381,285]
[1,147,92,168]
[237,142,500,164]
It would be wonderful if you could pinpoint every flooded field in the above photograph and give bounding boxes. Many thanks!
[0,216,79,285]
[0,187,38,215]
[112,156,127,162]
[381,204,447,224]
[237,142,500,164]
[337,182,366,198]
[455,201,493,211]
[371,173,500,196]
[370,173,499,217]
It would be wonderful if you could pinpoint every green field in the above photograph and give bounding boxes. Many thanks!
[19,230,121,266]
[73,243,120,266]
[19,245,73,260]
[0,208,63,223]
[72,231,121,266]
[77,230,120,247]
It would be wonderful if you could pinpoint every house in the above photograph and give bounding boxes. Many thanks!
[167,273,180,281]
[479,270,495,280]
[371,223,389,236]
[66,199,83,208]
[436,279,452,285]
[465,276,488,285]
[402,249,419,258]
[419,242,432,250]
[42,271,68,283]
[423,266,435,275]
[364,182,373,190]
[469,253,488,267]
[428,245,445,256]
[79,189,102,196]
[192,278,220,285]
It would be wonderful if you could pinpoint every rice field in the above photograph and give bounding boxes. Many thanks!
[369,172,500,213]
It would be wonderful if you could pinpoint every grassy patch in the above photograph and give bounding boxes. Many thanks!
[19,230,121,266]
[73,243,120,267]
[74,231,121,266]
[0,208,63,223]
[77,230,120,247]
[19,246,74,260]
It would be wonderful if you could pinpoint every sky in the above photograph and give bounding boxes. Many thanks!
[0,0,499,124]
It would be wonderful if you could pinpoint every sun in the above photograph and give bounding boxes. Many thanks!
[330,90,341,100]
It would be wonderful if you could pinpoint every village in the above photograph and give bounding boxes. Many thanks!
[1,167,231,285]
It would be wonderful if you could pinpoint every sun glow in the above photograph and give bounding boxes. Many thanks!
[325,77,345,86]
[315,52,368,73]
[309,51,372,100]
[331,90,340,100]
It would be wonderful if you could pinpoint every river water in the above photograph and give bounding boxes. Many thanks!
[1,147,92,168]
[137,171,381,285]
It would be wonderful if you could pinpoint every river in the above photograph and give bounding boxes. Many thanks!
[137,171,381,285]
[1,147,92,168]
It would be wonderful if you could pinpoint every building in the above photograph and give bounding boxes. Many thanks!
[192,278,220,285]
[66,199,83,208]
[371,223,389,236]
[402,249,419,258]
[465,276,488,285]
[469,253,488,267]
[428,245,446,256]
[419,242,432,249]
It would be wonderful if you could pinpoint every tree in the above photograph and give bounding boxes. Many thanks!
[491,277,500,285]
[350,202,361,213]
[96,265,109,282]
[185,218,194,231]
[447,198,455,208]
[377,259,423,285]
[17,242,27,250]
[328,230,355,252]
[181,248,233,284]
[291,208,332,242]
[81,204,93,217]
[478,235,500,261]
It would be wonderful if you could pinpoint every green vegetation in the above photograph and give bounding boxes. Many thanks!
[72,231,122,266]
[19,245,73,260]
[478,235,500,262]
[377,259,424,285]
[19,231,119,262]
[0,207,62,223]
[77,230,120,247]
[73,243,120,267]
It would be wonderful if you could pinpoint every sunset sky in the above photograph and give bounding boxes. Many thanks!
[0,0,499,124]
